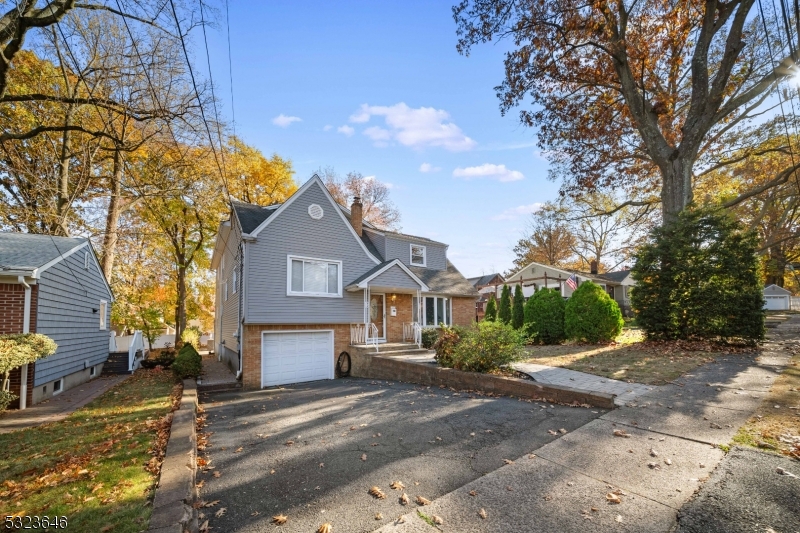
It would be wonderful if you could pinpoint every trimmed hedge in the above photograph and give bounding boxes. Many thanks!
[524,288,566,344]
[421,328,439,349]
[172,344,202,379]
[484,293,498,321]
[631,208,764,343]
[449,321,526,373]
[565,282,623,343]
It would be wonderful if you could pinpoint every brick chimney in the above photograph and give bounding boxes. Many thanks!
[590,259,598,275]
[350,196,363,236]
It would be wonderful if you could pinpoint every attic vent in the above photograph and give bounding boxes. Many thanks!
[308,204,324,220]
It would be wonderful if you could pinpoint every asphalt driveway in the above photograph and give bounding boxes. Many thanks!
[197,378,604,532]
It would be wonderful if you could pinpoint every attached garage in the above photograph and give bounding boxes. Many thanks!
[261,331,334,387]
[763,284,792,311]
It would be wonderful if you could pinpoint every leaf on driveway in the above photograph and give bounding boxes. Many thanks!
[615,514,623,523]
[416,495,431,505]
[469,490,477,497]
[548,430,558,436]
[285,440,294,446]
[647,462,660,470]
[375,513,383,520]
[235,447,243,453]
[606,492,622,504]
[361,453,367,461]
[558,428,567,434]
[479,508,487,519]
[390,481,405,490]
[272,514,287,525]
[399,493,409,505]
[369,486,386,499]
[199,520,209,532]
[215,508,226,518]
[664,459,673,465]
[213,471,221,478]
[649,449,659,457]
[203,500,220,507]
[317,523,332,533]
[433,515,443,525]
[613,430,631,438]
[503,459,514,465]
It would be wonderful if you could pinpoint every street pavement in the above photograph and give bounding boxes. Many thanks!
[197,379,604,532]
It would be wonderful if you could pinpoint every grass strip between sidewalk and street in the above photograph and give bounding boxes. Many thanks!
[0,369,181,532]
[732,349,800,459]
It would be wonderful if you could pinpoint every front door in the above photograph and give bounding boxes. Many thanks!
[369,293,386,340]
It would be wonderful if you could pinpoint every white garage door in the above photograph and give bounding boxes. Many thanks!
[261,331,334,387]
[765,296,789,311]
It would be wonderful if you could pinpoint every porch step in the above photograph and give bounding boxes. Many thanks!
[378,348,435,357]
[197,381,242,394]
[102,351,133,375]
[354,343,420,354]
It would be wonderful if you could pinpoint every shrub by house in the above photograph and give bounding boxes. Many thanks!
[524,288,566,344]
[565,282,623,343]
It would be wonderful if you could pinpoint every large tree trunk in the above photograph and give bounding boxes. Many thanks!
[660,156,694,223]
[102,148,124,278]
[174,259,187,345]
[54,112,72,236]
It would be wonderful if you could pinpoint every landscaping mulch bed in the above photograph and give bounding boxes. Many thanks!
[0,369,181,532]
[525,329,757,385]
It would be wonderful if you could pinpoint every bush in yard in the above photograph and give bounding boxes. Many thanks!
[141,349,176,369]
[512,284,525,330]
[630,207,764,343]
[172,344,202,379]
[565,282,624,343]
[433,324,466,368]
[449,321,526,373]
[421,327,439,349]
[181,326,201,348]
[498,284,512,323]
[0,334,57,411]
[484,293,498,321]
[524,288,566,344]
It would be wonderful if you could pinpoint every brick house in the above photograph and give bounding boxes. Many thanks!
[211,174,478,389]
[0,233,113,408]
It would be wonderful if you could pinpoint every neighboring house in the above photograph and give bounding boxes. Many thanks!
[763,284,791,310]
[504,260,635,315]
[211,174,478,389]
[0,233,113,409]
[467,273,504,321]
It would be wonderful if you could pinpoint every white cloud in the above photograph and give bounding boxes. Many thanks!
[491,203,543,221]
[323,124,333,131]
[272,114,302,127]
[337,125,355,137]
[419,162,441,173]
[349,102,476,151]
[452,163,524,182]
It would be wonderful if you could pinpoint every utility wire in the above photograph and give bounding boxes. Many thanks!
[224,0,236,142]
[198,0,229,179]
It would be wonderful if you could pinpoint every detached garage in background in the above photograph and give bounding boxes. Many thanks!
[763,284,792,311]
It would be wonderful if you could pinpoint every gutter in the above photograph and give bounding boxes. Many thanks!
[17,276,31,410]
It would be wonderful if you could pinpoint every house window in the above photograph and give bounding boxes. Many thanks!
[287,256,342,297]
[89,366,96,377]
[84,251,90,269]
[410,244,426,267]
[224,280,228,301]
[99,300,107,330]
[232,269,237,294]
[53,379,63,394]
[412,296,450,326]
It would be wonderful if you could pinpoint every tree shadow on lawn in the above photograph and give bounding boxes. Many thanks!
[196,379,605,533]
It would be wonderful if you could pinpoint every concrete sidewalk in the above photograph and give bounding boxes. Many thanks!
[374,319,798,533]
[0,374,129,434]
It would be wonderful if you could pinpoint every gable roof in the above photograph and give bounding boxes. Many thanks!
[345,259,429,291]
[409,261,479,297]
[467,273,504,287]
[247,175,381,264]
[596,270,632,283]
[764,283,792,295]
[0,232,88,275]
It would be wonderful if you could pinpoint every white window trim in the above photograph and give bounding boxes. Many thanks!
[89,366,96,377]
[223,280,228,301]
[84,251,90,269]
[99,300,107,330]
[415,295,452,327]
[286,255,343,298]
[410,243,427,267]
[53,378,63,395]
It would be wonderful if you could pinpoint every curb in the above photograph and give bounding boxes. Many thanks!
[148,379,198,533]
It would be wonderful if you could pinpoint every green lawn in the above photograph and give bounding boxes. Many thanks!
[0,369,180,532]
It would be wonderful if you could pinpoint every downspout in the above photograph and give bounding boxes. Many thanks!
[18,276,31,410]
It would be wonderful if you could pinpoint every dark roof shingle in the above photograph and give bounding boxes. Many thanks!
[0,232,86,272]
[409,261,479,297]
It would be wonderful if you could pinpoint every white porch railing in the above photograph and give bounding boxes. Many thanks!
[403,322,422,347]
[128,330,145,372]
[350,323,380,352]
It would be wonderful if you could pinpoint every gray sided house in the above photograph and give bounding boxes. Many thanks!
[211,175,478,390]
[0,233,113,408]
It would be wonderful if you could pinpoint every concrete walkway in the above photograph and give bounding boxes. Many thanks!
[374,319,797,533]
[197,354,239,392]
[513,362,654,405]
[0,374,129,434]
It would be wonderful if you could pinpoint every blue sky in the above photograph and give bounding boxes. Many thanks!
[200,0,559,276]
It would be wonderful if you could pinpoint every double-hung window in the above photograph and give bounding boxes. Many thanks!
[288,256,342,297]
[410,244,426,266]
[412,296,451,326]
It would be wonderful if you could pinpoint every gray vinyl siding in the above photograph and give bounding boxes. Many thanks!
[370,265,422,290]
[246,180,379,324]
[34,248,112,386]
[384,237,447,271]
[217,220,242,367]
